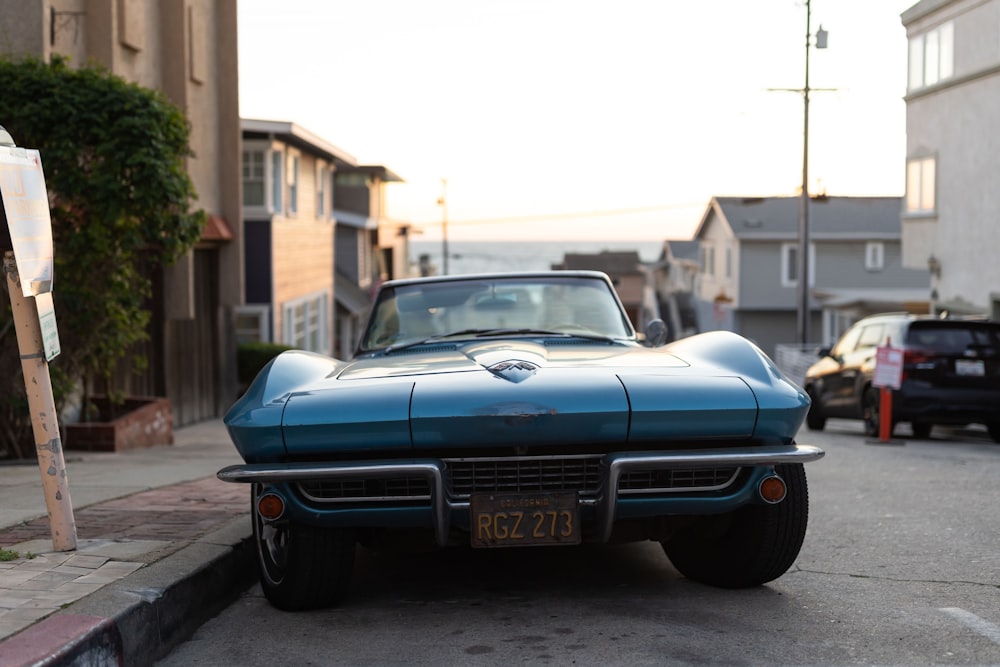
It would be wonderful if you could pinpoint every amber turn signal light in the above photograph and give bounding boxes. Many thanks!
[257,493,285,520]
[758,475,787,504]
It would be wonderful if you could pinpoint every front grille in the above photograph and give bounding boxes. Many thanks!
[444,455,603,499]
[298,477,432,503]
[619,467,740,494]
[294,461,742,504]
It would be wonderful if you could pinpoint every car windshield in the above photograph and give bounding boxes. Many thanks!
[359,274,634,353]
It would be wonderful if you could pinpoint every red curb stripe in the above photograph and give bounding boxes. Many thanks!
[0,614,122,667]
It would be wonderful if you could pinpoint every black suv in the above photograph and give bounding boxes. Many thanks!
[804,313,1000,441]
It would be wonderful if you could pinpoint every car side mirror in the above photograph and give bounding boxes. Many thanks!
[643,319,669,347]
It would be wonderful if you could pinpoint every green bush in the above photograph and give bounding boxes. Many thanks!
[0,56,203,458]
[237,342,294,385]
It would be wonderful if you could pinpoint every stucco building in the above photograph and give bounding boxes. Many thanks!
[0,0,243,424]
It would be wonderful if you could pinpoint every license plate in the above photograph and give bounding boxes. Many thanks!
[470,491,581,548]
[955,359,985,376]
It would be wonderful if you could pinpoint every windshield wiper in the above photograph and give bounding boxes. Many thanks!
[381,329,500,354]
[381,328,619,354]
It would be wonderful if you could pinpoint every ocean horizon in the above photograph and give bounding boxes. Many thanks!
[408,239,667,276]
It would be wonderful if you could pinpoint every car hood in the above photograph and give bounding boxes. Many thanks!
[334,339,687,379]
[225,333,809,461]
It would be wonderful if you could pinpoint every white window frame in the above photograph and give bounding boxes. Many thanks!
[781,242,815,288]
[270,148,284,214]
[242,149,266,208]
[865,242,885,272]
[905,155,936,215]
[243,141,289,216]
[282,291,329,353]
[701,244,715,276]
[287,152,300,216]
[908,21,954,91]
[316,163,327,218]
[233,304,270,344]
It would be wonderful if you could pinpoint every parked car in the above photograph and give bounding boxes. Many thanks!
[804,313,1000,441]
[219,271,823,610]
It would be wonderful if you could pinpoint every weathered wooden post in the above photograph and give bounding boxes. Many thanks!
[0,124,77,551]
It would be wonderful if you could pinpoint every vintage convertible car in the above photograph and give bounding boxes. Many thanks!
[219,271,823,610]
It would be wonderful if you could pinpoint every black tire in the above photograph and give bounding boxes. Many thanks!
[910,421,932,439]
[862,387,894,438]
[253,484,356,611]
[805,389,826,431]
[662,463,809,588]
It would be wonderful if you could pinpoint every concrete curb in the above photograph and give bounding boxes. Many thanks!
[2,516,256,667]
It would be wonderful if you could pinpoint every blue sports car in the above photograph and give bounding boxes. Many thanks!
[219,271,823,610]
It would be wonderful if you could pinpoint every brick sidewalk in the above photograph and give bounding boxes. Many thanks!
[0,477,248,546]
[0,476,249,645]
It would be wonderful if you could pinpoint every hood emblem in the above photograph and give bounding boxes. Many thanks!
[487,360,538,383]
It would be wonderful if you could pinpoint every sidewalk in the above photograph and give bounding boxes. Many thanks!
[0,419,255,666]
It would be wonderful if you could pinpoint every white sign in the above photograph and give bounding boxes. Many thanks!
[872,345,903,390]
[0,147,54,296]
[35,291,61,361]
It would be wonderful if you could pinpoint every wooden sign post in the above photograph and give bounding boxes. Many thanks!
[0,125,77,551]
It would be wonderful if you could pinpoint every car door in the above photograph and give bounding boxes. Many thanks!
[810,324,861,416]
[823,322,885,415]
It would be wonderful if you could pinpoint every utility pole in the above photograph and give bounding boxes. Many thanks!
[798,0,818,346]
[771,1,829,346]
[437,178,449,276]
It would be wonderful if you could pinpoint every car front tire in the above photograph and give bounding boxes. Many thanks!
[253,484,356,611]
[662,463,809,588]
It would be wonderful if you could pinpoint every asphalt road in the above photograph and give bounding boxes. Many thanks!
[158,419,1000,666]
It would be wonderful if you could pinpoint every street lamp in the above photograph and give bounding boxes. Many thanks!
[797,1,828,346]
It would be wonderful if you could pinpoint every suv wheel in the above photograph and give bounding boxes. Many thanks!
[805,389,826,431]
[863,387,894,438]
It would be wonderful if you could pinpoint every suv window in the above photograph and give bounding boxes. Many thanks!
[856,324,886,350]
[906,323,1000,355]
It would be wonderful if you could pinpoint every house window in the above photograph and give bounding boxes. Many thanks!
[242,150,265,207]
[287,154,299,215]
[233,305,270,344]
[316,164,327,217]
[908,21,953,91]
[282,292,328,353]
[271,150,284,214]
[701,245,715,276]
[781,243,815,288]
[725,247,732,279]
[865,242,885,272]
[905,156,936,214]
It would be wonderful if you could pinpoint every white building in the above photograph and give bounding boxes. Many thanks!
[901,0,1000,317]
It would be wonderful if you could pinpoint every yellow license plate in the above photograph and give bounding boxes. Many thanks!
[470,492,581,548]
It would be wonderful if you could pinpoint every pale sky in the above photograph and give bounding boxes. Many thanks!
[238,0,916,242]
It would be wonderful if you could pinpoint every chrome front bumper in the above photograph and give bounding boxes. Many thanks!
[218,444,824,545]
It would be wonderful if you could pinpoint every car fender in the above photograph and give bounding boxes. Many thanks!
[663,331,809,440]
[225,350,347,462]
